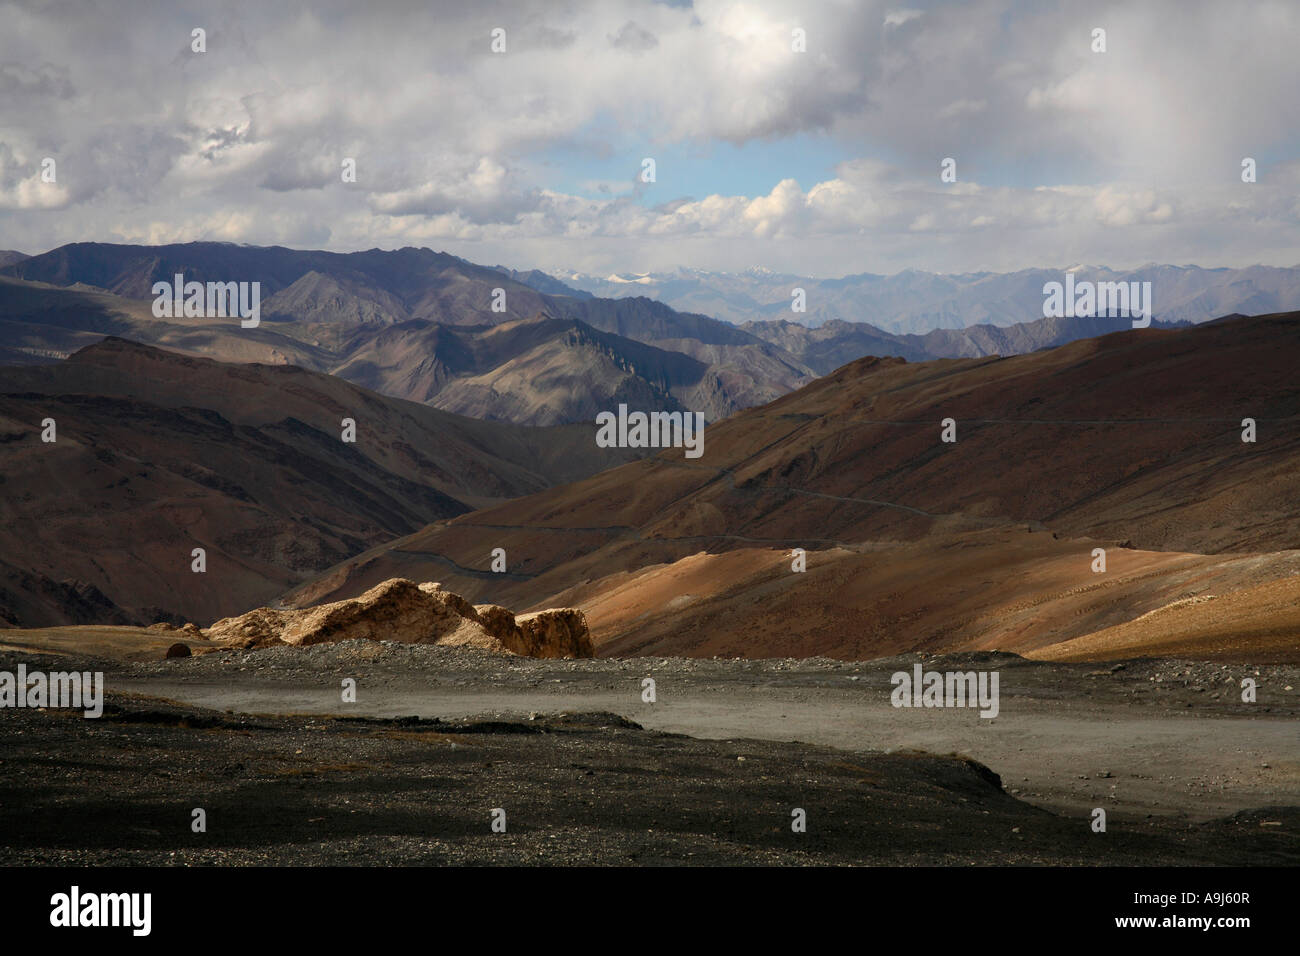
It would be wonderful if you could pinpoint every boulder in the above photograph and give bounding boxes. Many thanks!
[470,603,592,658]
[204,579,594,658]
[516,609,595,659]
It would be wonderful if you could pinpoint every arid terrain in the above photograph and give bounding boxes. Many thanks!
[4,0,1299,903]
[0,338,645,626]
[276,312,1300,666]
[0,243,812,423]
[2,291,1298,867]
[1,640,1296,865]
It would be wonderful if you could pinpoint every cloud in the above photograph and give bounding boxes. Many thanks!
[0,62,75,99]
[370,157,545,225]
[883,9,923,29]
[0,144,71,209]
[0,0,1294,276]
[609,21,659,51]
[936,98,987,119]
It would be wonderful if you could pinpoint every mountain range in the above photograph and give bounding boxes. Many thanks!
[276,310,1300,661]
[556,264,1300,334]
[8,244,1293,429]
[0,337,643,627]
[0,243,810,424]
[4,288,1300,662]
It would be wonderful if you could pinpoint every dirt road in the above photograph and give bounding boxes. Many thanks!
[4,644,1297,865]
[109,645,1300,823]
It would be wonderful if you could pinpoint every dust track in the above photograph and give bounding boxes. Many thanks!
[107,645,1300,823]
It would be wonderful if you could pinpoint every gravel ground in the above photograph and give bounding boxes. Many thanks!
[1,644,1296,865]
[1,696,1296,866]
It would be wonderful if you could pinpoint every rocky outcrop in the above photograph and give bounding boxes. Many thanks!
[469,604,594,658]
[515,609,594,658]
[204,578,594,658]
[151,621,202,635]
[473,604,522,643]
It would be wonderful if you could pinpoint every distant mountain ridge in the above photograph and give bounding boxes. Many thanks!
[7,244,1292,429]
[0,242,813,424]
[743,313,1191,374]
[491,265,593,299]
[0,336,646,627]
[554,263,1300,334]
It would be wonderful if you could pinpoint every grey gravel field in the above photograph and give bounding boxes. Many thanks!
[1,644,1296,865]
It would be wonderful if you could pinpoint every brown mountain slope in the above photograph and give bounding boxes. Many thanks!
[1,243,815,423]
[281,312,1300,626]
[544,535,1300,661]
[0,274,334,369]
[0,275,810,424]
[1028,573,1300,663]
[744,313,1190,372]
[0,339,643,627]
[431,339,689,426]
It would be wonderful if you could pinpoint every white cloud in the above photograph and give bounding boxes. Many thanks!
[0,0,1295,276]
[936,98,987,119]
[883,9,923,29]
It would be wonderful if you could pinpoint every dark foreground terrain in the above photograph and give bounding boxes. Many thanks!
[1,644,1297,865]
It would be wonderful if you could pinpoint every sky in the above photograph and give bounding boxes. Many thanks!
[1,0,1298,277]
